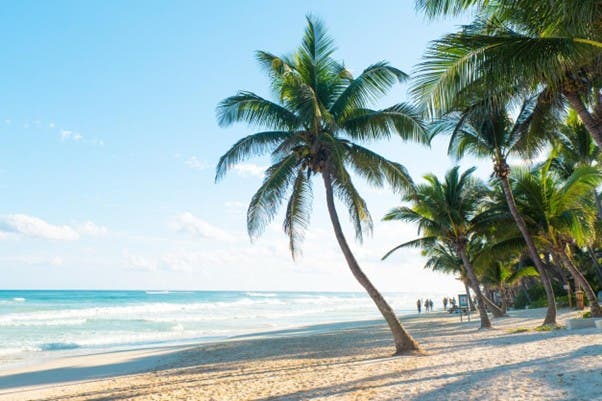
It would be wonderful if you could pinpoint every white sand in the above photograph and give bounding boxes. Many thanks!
[1,308,601,400]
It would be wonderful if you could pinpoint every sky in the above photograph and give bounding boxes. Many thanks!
[0,0,484,293]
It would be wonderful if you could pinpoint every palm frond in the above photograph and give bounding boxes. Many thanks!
[215,131,293,181]
[247,155,299,239]
[283,169,313,259]
[217,91,300,129]
[382,236,438,260]
[330,62,408,118]
[341,103,428,143]
[345,144,415,194]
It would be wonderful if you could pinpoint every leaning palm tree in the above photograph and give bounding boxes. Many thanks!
[216,17,428,354]
[512,163,602,316]
[414,0,602,148]
[383,166,493,328]
[433,96,559,325]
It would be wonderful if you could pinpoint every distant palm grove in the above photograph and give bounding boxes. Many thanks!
[217,1,602,353]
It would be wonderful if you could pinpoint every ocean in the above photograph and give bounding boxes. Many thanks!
[0,290,425,368]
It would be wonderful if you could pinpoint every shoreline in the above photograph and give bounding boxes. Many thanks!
[1,308,601,400]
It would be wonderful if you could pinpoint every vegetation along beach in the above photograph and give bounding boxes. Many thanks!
[1,1,601,400]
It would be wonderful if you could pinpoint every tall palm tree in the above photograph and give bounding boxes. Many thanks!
[549,111,602,284]
[414,0,602,148]
[434,96,559,325]
[216,17,428,354]
[383,166,493,328]
[512,163,602,316]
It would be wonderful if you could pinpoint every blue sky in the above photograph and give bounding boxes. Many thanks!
[0,1,482,293]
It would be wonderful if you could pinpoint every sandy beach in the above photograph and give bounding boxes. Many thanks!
[1,308,600,401]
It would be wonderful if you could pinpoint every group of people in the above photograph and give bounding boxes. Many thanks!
[416,297,458,314]
[416,298,434,313]
[442,296,456,311]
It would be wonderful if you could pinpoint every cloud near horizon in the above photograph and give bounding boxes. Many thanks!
[0,214,80,240]
[170,212,235,242]
[0,214,109,241]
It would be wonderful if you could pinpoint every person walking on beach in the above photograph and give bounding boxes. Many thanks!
[443,297,448,311]
[429,299,434,312]
[416,299,422,314]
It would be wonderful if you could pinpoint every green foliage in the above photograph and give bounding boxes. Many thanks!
[383,166,488,261]
[582,311,593,319]
[507,327,529,334]
[413,0,602,144]
[534,324,565,332]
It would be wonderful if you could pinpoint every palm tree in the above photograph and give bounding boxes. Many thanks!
[424,239,506,317]
[433,96,559,325]
[216,17,428,354]
[478,254,539,314]
[512,163,602,316]
[383,166,493,328]
[549,111,602,284]
[414,0,602,148]
[423,244,478,311]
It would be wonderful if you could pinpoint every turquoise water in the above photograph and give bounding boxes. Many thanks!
[0,290,420,366]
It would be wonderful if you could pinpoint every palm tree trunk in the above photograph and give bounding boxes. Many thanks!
[498,175,558,325]
[463,281,475,311]
[557,251,602,317]
[458,248,492,329]
[467,281,505,317]
[322,171,421,354]
[521,282,532,304]
[586,247,602,285]
[500,286,508,314]
[565,92,602,149]
[482,290,506,317]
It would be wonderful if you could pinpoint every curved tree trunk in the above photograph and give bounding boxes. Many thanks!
[322,172,421,354]
[466,281,505,317]
[557,251,602,317]
[565,92,602,149]
[458,248,492,329]
[499,175,558,325]
[480,287,506,317]
[586,247,602,285]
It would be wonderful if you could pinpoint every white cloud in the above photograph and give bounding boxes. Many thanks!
[48,122,55,128]
[161,250,207,273]
[77,221,108,237]
[0,255,64,267]
[0,214,79,240]
[170,212,234,241]
[186,156,209,171]
[60,130,83,141]
[233,163,266,178]
[123,251,158,272]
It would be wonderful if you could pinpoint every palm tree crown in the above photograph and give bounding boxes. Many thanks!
[216,16,427,257]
